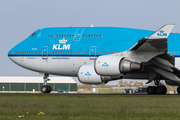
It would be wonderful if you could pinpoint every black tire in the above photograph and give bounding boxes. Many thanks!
[46,85,52,93]
[162,86,167,94]
[147,86,155,94]
[177,86,180,94]
[155,86,163,94]
[41,85,48,93]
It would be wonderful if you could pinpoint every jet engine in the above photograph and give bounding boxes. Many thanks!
[94,55,143,76]
[77,64,121,84]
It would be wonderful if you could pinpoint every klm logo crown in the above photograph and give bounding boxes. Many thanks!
[157,30,167,36]
[102,62,109,67]
[85,72,91,76]
[59,38,68,43]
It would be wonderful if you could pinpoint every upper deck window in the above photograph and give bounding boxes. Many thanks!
[30,33,36,37]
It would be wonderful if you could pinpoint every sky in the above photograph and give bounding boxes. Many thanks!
[0,0,180,84]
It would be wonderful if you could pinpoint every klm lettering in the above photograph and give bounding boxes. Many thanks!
[53,44,71,50]
[157,30,167,36]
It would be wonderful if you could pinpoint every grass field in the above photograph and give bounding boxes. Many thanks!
[0,94,180,120]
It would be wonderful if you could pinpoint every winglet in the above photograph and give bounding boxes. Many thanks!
[148,24,175,39]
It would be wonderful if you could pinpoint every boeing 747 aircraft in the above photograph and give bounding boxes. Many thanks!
[8,24,180,94]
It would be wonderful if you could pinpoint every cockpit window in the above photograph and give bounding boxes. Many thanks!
[30,33,36,37]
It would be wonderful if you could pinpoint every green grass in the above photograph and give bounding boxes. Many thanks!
[0,94,180,120]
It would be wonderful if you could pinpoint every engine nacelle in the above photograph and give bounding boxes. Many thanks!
[94,55,143,76]
[77,64,121,84]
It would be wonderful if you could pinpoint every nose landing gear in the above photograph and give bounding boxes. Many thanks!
[41,73,52,94]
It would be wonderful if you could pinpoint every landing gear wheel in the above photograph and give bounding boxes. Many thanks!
[41,85,48,93]
[41,85,52,93]
[147,86,155,94]
[155,86,163,94]
[177,86,180,94]
[162,86,167,94]
[46,85,52,93]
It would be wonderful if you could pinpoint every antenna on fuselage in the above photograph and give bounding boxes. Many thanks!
[91,24,93,27]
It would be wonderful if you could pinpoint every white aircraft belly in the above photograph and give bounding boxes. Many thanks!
[9,56,94,76]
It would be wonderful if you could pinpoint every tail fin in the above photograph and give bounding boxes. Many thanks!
[148,24,174,39]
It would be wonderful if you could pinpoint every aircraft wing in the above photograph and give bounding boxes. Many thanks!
[130,24,174,52]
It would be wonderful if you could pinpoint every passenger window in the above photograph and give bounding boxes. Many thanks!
[108,52,110,54]
[171,52,172,54]
[100,52,102,54]
[111,52,113,54]
[57,51,59,54]
[65,51,66,54]
[36,52,37,54]
[174,52,176,55]
[83,35,84,37]
[67,35,68,37]
[97,51,99,54]
[88,35,90,37]
[56,35,58,37]
[55,51,56,54]
[70,51,72,54]
[103,52,105,54]
[50,51,51,54]
[60,51,61,54]
[99,34,101,37]
[53,35,55,37]
[72,34,74,37]
[62,51,64,54]
[76,51,77,54]
[51,35,53,37]
[91,35,93,37]
[68,51,69,54]
[73,51,75,54]
[93,34,95,37]
[48,35,50,37]
[38,51,39,54]
[84,51,85,54]
[64,35,66,37]
[78,51,80,54]
[102,34,104,37]
[69,35,71,37]
[81,51,83,54]
[96,34,98,37]
[85,35,87,37]
[59,35,61,37]
[61,35,63,37]
[52,51,54,54]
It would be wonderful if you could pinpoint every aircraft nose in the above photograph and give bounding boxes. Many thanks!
[8,47,16,62]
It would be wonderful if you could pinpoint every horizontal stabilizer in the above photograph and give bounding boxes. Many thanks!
[153,66,180,82]
[148,24,174,39]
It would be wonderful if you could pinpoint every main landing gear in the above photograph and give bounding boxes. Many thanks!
[147,79,167,94]
[41,74,52,94]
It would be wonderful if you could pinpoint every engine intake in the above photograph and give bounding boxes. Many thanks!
[95,55,143,76]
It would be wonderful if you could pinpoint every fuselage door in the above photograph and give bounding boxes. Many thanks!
[89,46,97,60]
[73,28,85,42]
[42,46,48,59]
